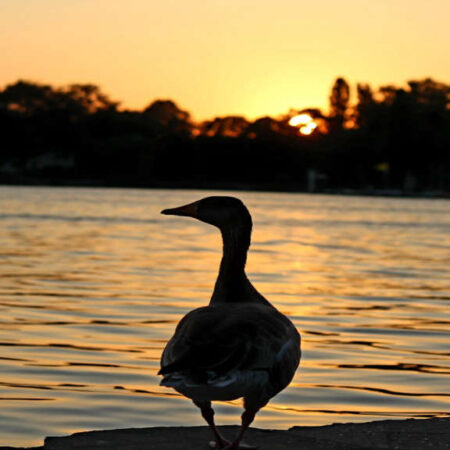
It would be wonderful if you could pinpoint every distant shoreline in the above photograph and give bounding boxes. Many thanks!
[3,417,449,450]
[1,180,448,200]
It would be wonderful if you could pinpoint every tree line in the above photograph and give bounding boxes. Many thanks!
[0,77,448,194]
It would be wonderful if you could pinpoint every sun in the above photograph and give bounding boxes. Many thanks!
[289,113,312,126]
[300,123,317,135]
[289,113,318,135]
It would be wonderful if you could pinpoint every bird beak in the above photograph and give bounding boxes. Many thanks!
[161,201,198,218]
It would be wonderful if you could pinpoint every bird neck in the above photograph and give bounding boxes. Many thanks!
[220,226,249,275]
[210,226,261,305]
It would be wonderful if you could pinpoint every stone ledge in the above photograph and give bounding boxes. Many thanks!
[2,417,449,450]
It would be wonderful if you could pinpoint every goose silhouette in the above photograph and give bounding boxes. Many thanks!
[159,196,301,449]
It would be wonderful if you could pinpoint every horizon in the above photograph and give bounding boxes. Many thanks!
[3,74,447,123]
[1,0,449,121]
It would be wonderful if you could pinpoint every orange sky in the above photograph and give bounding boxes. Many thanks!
[1,0,449,121]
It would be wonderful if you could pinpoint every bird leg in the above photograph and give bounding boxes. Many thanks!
[193,400,230,449]
[223,407,259,450]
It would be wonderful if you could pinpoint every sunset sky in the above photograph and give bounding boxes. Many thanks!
[1,0,449,121]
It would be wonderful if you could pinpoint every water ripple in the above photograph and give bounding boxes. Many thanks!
[0,186,449,447]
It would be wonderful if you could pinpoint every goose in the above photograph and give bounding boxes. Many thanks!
[159,196,301,449]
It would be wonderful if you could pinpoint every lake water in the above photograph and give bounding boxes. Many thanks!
[0,186,449,447]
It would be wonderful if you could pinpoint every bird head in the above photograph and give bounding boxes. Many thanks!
[161,196,252,235]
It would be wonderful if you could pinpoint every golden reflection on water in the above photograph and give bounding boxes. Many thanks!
[0,187,449,446]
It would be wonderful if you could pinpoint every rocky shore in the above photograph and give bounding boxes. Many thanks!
[2,417,449,450]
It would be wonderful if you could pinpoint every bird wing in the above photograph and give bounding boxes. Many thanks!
[159,303,300,382]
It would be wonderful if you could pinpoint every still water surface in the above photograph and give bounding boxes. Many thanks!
[0,186,449,446]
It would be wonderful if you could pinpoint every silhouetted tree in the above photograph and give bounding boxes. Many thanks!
[64,84,119,113]
[143,100,192,136]
[200,116,249,137]
[408,78,449,110]
[245,117,281,139]
[0,80,118,116]
[329,77,350,132]
[0,80,60,115]
[355,83,374,127]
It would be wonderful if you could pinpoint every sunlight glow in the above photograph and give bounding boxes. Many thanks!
[300,126,313,135]
[289,113,318,135]
[300,122,318,135]
[289,113,313,126]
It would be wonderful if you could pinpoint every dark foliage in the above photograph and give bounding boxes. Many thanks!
[0,77,448,194]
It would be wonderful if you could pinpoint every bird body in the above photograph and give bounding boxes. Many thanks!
[159,196,301,449]
[160,303,300,408]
